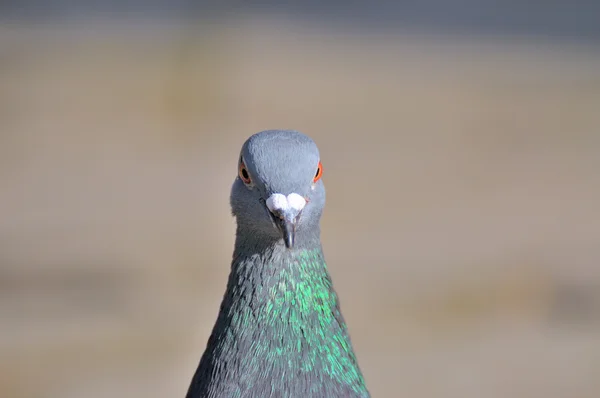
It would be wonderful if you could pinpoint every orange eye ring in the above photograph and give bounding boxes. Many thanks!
[313,161,323,183]
[239,160,252,184]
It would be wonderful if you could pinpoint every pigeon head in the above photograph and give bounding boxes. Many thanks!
[230,130,326,249]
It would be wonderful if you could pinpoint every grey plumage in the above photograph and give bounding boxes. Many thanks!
[186,130,369,398]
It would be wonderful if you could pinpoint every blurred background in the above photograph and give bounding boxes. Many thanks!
[1,2,600,398]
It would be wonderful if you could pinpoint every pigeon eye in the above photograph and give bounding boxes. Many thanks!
[239,160,252,185]
[313,161,323,183]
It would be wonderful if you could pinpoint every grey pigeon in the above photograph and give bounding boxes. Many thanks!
[185,130,370,398]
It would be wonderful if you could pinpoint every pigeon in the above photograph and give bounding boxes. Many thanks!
[185,130,370,398]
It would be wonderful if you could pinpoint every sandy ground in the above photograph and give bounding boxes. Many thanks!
[1,16,600,398]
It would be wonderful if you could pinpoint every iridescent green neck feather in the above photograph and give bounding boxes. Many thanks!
[186,242,370,398]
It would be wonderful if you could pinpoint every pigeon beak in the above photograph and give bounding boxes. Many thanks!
[265,193,306,249]
[280,216,296,249]
[273,212,299,249]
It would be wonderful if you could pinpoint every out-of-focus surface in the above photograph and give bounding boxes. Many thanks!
[1,9,600,398]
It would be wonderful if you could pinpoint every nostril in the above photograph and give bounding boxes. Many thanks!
[266,208,277,221]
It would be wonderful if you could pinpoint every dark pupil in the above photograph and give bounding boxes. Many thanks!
[241,168,249,180]
[315,167,320,177]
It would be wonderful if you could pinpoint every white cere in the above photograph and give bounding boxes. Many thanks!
[286,193,307,211]
[266,193,306,214]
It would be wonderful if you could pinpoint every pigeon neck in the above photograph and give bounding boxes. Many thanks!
[187,240,369,397]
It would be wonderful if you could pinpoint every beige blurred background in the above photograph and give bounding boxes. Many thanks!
[1,8,600,398]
